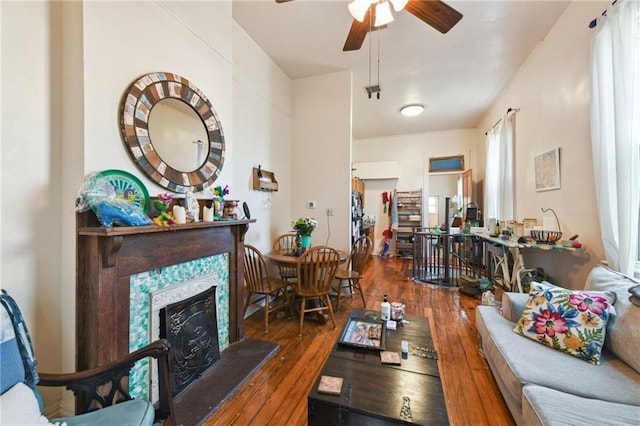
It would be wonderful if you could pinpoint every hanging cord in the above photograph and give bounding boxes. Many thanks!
[377,21,381,98]
[368,7,372,88]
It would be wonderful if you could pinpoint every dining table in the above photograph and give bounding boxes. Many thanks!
[265,248,349,324]
[265,248,349,266]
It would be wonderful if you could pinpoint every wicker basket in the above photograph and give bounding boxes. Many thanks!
[530,229,562,244]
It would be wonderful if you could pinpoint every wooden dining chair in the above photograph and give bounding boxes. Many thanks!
[243,244,289,333]
[333,236,373,312]
[293,246,340,336]
[273,233,298,283]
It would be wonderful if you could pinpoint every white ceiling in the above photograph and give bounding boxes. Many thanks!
[233,0,570,139]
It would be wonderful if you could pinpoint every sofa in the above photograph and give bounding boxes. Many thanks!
[476,265,640,425]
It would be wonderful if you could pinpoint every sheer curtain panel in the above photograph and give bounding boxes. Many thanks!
[590,0,640,275]
[484,113,515,222]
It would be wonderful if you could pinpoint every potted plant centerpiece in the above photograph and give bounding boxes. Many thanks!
[292,217,318,251]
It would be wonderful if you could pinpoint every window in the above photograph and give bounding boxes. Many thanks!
[484,112,515,222]
[590,0,639,277]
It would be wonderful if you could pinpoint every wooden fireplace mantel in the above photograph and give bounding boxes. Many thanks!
[75,211,255,371]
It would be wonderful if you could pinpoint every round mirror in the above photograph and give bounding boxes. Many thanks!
[148,98,209,172]
[119,72,225,193]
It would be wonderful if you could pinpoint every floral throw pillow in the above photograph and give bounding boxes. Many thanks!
[513,282,615,365]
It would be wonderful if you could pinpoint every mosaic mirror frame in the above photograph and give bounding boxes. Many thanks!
[119,72,225,193]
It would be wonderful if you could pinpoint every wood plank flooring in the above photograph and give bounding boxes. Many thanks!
[204,257,515,425]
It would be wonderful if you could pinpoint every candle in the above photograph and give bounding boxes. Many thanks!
[173,205,186,224]
[203,206,214,222]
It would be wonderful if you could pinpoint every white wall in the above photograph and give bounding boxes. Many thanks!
[292,71,352,252]
[232,22,293,252]
[476,1,608,289]
[1,1,66,411]
[353,129,478,252]
[83,1,234,194]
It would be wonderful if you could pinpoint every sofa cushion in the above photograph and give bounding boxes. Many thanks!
[522,384,640,426]
[0,307,25,394]
[51,399,154,426]
[585,264,640,373]
[501,292,530,323]
[0,382,60,425]
[476,305,640,410]
[513,282,614,364]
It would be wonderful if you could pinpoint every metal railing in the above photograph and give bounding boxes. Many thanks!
[412,228,486,286]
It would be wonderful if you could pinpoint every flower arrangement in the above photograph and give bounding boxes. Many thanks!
[212,185,229,200]
[152,193,176,227]
[292,217,318,237]
[211,185,229,218]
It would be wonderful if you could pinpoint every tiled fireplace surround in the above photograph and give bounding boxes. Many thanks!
[75,210,254,416]
[129,256,230,401]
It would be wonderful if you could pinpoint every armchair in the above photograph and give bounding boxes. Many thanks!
[0,290,173,426]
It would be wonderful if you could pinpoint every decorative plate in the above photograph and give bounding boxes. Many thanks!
[97,169,150,213]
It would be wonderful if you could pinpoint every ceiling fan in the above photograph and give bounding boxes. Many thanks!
[275,0,463,52]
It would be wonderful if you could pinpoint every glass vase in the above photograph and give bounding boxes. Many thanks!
[301,235,311,249]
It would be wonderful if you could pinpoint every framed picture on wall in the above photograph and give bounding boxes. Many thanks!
[428,155,464,172]
[534,148,561,191]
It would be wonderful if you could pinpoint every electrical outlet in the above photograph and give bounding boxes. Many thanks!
[326,208,334,216]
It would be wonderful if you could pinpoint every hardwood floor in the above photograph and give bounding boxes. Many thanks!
[204,256,515,425]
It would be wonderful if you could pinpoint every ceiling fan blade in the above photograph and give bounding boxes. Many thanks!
[405,0,463,34]
[343,19,370,51]
[343,7,376,51]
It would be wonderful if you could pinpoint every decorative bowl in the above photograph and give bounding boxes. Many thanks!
[530,230,562,244]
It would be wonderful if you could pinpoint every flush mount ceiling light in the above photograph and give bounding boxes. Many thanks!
[400,104,424,117]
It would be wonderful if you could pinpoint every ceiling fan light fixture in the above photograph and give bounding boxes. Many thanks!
[375,1,394,26]
[389,0,409,12]
[348,0,372,22]
[400,104,424,117]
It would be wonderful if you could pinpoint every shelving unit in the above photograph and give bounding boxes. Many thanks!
[351,177,365,245]
[252,167,278,192]
[395,189,422,259]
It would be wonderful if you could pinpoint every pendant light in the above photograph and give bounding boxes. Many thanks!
[348,0,373,22]
[374,1,394,27]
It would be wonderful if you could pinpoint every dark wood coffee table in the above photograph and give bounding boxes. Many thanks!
[308,309,448,425]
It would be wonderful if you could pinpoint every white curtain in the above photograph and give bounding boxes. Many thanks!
[484,113,515,222]
[590,0,640,275]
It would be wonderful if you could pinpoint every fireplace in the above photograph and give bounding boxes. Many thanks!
[75,211,276,423]
[129,268,227,402]
[160,285,221,397]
